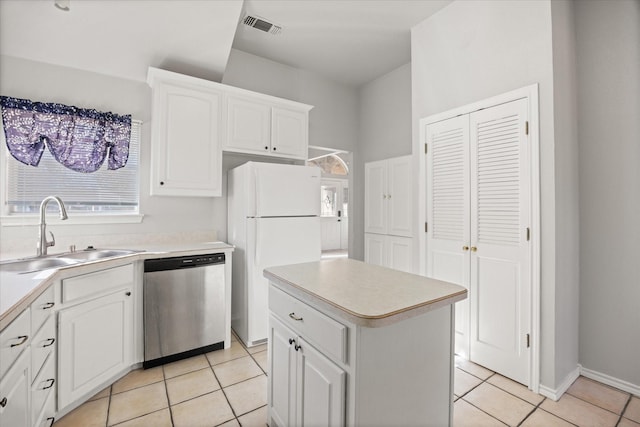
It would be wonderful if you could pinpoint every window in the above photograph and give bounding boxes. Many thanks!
[3,120,141,217]
[307,154,349,176]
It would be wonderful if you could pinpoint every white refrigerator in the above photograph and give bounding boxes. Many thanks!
[227,162,321,347]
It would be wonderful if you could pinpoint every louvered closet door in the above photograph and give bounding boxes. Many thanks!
[469,98,530,385]
[425,115,471,357]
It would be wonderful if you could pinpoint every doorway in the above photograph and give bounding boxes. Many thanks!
[307,146,351,259]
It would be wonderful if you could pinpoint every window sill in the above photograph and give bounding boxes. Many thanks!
[1,213,145,226]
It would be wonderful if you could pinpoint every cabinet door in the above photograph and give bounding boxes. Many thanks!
[364,233,386,267]
[268,315,297,427]
[387,236,413,273]
[151,82,223,196]
[0,348,30,427]
[271,107,308,158]
[226,95,271,154]
[296,337,345,427]
[364,160,387,234]
[58,290,133,409]
[387,155,413,237]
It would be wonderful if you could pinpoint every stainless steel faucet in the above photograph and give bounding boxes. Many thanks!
[37,196,68,257]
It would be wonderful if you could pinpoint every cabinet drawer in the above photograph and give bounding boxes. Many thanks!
[31,285,57,334]
[269,286,347,363]
[63,264,133,303]
[0,308,30,378]
[31,316,56,381]
[31,352,56,425]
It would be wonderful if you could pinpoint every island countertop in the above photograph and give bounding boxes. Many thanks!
[264,258,467,328]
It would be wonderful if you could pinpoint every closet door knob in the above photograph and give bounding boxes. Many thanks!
[463,246,469,251]
[471,246,477,252]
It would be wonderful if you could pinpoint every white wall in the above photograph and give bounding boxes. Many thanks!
[0,55,220,253]
[411,0,581,392]
[550,0,581,388]
[575,0,640,387]
[353,63,412,261]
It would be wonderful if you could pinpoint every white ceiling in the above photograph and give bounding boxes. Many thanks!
[233,0,452,86]
[0,0,452,87]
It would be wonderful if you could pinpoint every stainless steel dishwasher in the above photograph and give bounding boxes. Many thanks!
[143,253,225,369]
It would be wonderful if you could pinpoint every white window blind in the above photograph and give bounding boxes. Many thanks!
[4,120,140,216]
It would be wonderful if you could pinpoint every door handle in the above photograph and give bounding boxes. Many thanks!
[471,246,477,252]
[463,246,469,251]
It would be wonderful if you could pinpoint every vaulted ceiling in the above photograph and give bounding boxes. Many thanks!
[0,0,451,87]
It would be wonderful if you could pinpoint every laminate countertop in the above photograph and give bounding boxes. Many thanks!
[264,258,467,328]
[0,241,234,330]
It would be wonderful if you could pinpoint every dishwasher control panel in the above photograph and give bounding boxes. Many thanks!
[144,253,225,272]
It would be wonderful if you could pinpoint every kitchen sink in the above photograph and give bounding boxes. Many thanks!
[59,249,140,261]
[0,257,80,273]
[0,248,141,274]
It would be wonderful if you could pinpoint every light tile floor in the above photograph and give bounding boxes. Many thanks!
[55,334,640,427]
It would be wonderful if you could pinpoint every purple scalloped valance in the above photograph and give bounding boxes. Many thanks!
[0,96,131,173]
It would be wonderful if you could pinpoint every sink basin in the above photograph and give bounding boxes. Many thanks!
[0,249,141,274]
[0,257,79,273]
[60,249,139,261]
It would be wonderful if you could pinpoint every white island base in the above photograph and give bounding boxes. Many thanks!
[264,259,467,427]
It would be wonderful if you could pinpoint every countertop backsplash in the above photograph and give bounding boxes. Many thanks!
[0,229,218,260]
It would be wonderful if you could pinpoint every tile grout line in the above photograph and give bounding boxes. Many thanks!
[162,364,177,427]
[207,346,242,425]
[105,385,112,427]
[615,394,633,427]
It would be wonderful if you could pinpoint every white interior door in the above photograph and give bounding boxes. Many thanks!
[469,99,530,385]
[425,115,471,357]
[320,179,348,251]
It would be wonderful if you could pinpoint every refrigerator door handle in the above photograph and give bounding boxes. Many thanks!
[254,220,261,266]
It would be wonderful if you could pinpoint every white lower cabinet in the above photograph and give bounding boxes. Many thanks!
[364,233,413,273]
[0,348,31,427]
[268,283,454,426]
[58,264,134,411]
[269,315,345,427]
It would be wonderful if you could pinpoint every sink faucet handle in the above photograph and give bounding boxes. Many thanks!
[47,231,56,248]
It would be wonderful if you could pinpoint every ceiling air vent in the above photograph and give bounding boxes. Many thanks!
[243,15,282,35]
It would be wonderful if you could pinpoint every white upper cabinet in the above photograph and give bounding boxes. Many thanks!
[271,106,308,158]
[147,67,313,197]
[364,155,413,237]
[148,67,224,197]
[224,94,311,160]
[226,95,271,154]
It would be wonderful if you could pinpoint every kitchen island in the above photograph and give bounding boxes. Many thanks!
[264,258,467,427]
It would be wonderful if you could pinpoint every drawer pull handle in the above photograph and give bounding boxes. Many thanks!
[0,397,7,407]
[10,335,28,347]
[125,292,132,296]
[42,379,55,390]
[47,417,55,427]
[43,338,56,347]
[289,313,303,321]
[43,302,55,309]
[294,344,302,352]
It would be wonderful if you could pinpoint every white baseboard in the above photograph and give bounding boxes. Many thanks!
[539,366,580,401]
[579,364,640,397]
